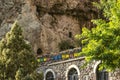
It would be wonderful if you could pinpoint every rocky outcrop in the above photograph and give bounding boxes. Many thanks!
[0,0,99,54]
[0,0,24,38]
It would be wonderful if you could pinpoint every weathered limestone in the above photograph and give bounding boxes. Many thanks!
[0,0,99,54]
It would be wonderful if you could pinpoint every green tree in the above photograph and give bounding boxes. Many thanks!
[0,21,43,80]
[76,0,120,71]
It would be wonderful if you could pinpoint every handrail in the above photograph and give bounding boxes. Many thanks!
[48,57,85,66]
[37,47,82,63]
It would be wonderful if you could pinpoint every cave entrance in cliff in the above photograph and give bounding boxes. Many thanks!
[46,71,54,80]
[69,32,72,38]
[96,65,108,80]
[68,68,78,80]
[37,48,43,55]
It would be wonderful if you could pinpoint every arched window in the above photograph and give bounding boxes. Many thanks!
[68,68,78,80]
[96,66,108,80]
[46,71,54,80]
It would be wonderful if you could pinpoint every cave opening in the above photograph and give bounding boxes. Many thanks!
[37,48,43,55]
[69,32,72,38]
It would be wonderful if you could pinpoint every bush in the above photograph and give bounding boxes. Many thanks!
[58,40,74,51]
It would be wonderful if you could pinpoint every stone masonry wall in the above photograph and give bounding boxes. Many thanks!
[38,57,120,80]
[38,57,95,80]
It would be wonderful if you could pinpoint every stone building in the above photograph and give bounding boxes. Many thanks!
[38,48,120,80]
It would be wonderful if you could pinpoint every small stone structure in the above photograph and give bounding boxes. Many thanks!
[38,48,120,80]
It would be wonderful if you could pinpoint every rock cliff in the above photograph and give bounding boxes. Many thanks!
[0,0,99,54]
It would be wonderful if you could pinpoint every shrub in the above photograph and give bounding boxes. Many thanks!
[58,40,74,51]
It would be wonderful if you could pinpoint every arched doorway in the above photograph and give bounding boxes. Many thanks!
[68,68,78,80]
[96,67,108,80]
[44,69,55,80]
[94,61,109,80]
[66,65,80,80]
[46,71,54,80]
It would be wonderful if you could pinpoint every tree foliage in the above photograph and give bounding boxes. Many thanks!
[76,0,120,71]
[0,21,43,80]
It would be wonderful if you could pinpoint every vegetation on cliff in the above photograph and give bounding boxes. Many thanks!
[76,0,120,71]
[0,21,43,80]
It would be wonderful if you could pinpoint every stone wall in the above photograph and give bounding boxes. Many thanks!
[109,69,120,80]
[38,57,120,80]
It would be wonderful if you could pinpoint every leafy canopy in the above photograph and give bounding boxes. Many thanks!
[76,0,120,71]
[0,21,43,80]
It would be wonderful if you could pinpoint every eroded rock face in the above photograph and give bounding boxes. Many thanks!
[0,0,99,54]
[0,0,24,38]
[39,14,80,53]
